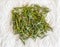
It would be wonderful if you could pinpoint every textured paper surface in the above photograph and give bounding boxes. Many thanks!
[0,0,58,47]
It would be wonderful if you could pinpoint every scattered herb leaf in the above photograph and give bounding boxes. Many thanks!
[11,4,52,44]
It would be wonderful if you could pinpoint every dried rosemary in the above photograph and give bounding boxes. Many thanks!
[11,4,52,44]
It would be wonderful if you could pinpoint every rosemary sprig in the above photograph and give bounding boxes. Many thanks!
[11,4,52,44]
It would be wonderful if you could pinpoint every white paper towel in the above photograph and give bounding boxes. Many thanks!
[0,0,58,47]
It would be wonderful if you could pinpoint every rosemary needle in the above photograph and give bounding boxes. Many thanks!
[11,4,52,44]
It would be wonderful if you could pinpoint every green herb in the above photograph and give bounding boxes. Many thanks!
[11,4,52,44]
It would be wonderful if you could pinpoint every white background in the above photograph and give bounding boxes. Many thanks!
[0,0,59,47]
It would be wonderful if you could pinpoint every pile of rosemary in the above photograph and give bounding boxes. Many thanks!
[11,4,52,44]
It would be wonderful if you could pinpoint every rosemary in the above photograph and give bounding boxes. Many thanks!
[11,4,52,44]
